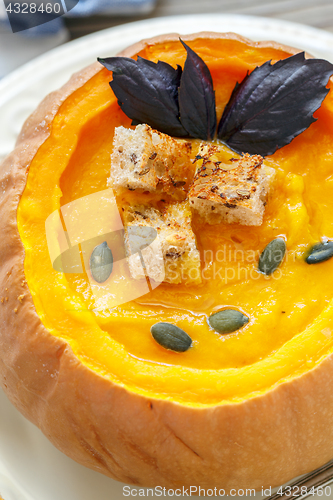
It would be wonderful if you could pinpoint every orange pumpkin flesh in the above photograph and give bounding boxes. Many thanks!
[17,36,333,399]
[2,32,333,489]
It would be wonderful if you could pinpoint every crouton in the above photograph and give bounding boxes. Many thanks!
[122,201,201,285]
[188,144,275,226]
[109,124,195,200]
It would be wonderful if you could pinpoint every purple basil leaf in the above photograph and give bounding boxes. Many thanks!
[98,56,187,137]
[217,52,333,156]
[178,40,216,140]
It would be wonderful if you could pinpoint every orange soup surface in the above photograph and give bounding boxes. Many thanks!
[17,38,333,406]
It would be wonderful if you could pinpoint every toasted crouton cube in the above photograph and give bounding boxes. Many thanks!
[122,201,201,285]
[188,144,275,226]
[109,124,195,200]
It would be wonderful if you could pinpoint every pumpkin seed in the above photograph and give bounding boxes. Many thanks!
[151,322,192,352]
[258,238,286,275]
[90,241,113,283]
[305,241,333,264]
[208,309,249,334]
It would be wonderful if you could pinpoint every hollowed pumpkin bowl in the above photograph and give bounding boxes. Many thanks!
[1,31,333,491]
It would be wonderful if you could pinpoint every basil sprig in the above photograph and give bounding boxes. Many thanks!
[178,39,216,140]
[98,44,333,156]
[98,39,215,140]
[217,52,333,156]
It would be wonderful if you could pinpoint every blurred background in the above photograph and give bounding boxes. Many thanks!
[65,0,333,39]
[1,0,333,78]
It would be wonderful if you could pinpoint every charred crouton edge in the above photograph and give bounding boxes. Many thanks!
[188,144,275,226]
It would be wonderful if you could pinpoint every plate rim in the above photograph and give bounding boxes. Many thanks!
[2,12,333,100]
[2,12,333,500]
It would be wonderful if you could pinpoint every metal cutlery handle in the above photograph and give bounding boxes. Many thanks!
[266,460,333,500]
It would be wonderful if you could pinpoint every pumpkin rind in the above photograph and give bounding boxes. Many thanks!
[1,32,333,490]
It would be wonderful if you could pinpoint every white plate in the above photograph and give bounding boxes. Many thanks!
[2,13,333,500]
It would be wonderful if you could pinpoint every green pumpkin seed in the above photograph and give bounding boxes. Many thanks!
[208,309,249,334]
[151,322,192,352]
[90,241,113,283]
[258,238,286,275]
[306,241,333,264]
